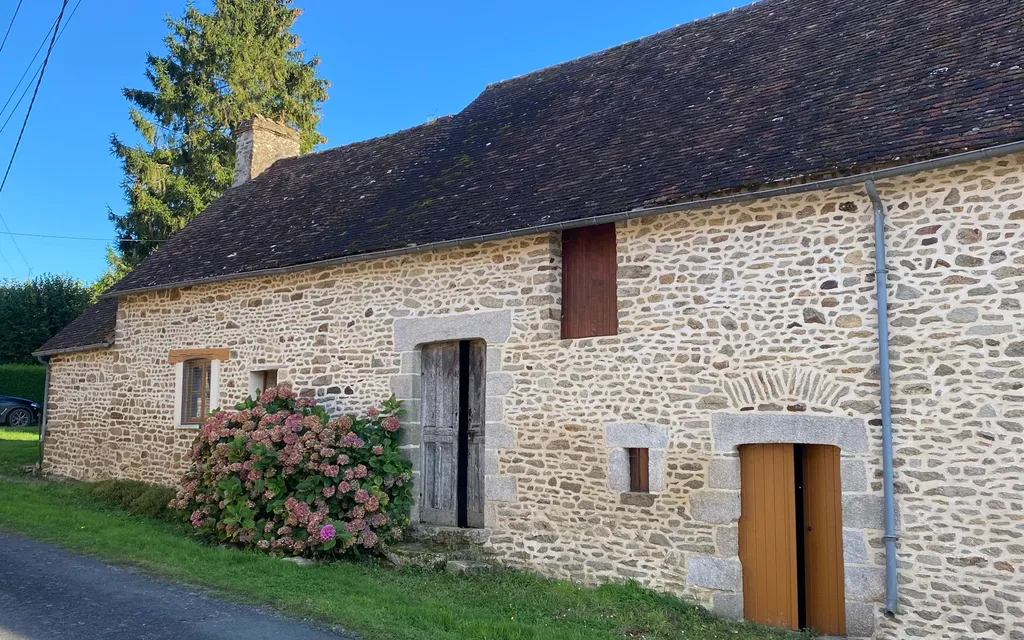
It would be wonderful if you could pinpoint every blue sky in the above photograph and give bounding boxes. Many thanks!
[0,0,744,283]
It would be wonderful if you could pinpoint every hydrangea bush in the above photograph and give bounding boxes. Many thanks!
[171,384,414,557]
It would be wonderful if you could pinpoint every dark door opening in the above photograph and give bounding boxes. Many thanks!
[420,340,485,528]
[793,444,808,630]
[739,443,845,636]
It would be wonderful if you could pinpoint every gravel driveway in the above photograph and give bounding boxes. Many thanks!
[0,531,355,639]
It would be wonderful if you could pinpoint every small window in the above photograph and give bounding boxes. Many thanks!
[628,448,650,493]
[249,368,280,399]
[561,223,618,339]
[181,359,212,424]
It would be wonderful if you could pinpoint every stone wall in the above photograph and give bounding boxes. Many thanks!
[44,152,1024,639]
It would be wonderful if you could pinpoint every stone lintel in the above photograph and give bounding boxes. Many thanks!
[711,412,869,453]
[605,422,669,448]
[393,310,512,351]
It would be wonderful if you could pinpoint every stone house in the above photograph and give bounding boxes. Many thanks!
[34,0,1024,638]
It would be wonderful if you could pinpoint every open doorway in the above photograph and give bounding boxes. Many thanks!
[738,443,845,636]
[419,340,485,528]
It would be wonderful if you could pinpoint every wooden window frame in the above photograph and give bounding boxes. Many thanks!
[181,358,212,425]
[628,447,650,493]
[561,223,618,339]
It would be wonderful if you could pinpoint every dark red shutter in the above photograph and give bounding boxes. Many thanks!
[561,224,618,339]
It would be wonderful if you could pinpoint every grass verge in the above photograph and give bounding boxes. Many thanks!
[0,432,804,639]
[0,426,39,475]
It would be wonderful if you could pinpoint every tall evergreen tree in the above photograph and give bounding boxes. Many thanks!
[109,0,329,269]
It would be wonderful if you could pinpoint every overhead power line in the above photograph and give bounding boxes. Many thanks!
[0,230,163,243]
[0,0,71,275]
[0,9,59,118]
[0,0,24,54]
[0,0,82,128]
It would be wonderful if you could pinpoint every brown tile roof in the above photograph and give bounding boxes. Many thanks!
[103,0,1022,298]
[34,298,118,356]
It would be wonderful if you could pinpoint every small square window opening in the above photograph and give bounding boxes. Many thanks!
[628,447,650,493]
[249,368,280,399]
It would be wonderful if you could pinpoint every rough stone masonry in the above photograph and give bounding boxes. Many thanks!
[42,152,1024,639]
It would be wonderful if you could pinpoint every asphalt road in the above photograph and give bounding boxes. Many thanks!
[0,531,355,640]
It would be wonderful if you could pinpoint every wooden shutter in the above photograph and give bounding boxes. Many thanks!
[464,340,486,528]
[420,342,460,526]
[561,224,618,339]
[802,445,846,636]
[628,448,650,492]
[739,443,800,631]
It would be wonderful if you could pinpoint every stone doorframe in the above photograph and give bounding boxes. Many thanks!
[686,412,887,639]
[389,310,518,528]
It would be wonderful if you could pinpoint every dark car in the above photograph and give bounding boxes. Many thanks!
[0,396,40,427]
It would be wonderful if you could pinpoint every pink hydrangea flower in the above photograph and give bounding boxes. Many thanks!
[382,417,401,432]
[320,524,336,541]
[372,445,384,456]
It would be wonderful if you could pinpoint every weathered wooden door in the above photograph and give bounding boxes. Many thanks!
[463,340,486,528]
[802,445,846,636]
[420,340,486,528]
[739,443,800,631]
[420,342,460,526]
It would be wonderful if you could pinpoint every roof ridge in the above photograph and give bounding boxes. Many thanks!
[279,115,454,165]
[99,0,1024,301]
[481,0,770,91]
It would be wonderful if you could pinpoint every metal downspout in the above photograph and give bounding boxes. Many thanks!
[35,355,50,475]
[866,180,898,615]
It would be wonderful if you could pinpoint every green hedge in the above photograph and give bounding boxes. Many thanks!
[0,364,45,404]
[86,479,179,520]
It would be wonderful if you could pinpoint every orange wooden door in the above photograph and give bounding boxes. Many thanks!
[802,445,846,636]
[739,443,800,631]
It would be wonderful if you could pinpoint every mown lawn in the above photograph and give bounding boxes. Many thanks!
[0,429,805,640]
[0,426,39,475]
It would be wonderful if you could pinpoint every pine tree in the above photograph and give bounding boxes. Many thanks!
[108,0,329,269]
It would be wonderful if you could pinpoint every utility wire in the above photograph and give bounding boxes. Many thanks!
[0,0,82,125]
[0,230,164,242]
[0,240,13,273]
[0,0,24,54]
[0,66,37,135]
[0,0,71,275]
[0,12,58,119]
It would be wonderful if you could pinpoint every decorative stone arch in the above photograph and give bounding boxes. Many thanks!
[686,412,885,639]
[388,310,517,528]
[720,366,853,410]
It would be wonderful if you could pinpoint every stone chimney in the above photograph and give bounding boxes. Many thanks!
[232,115,301,187]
